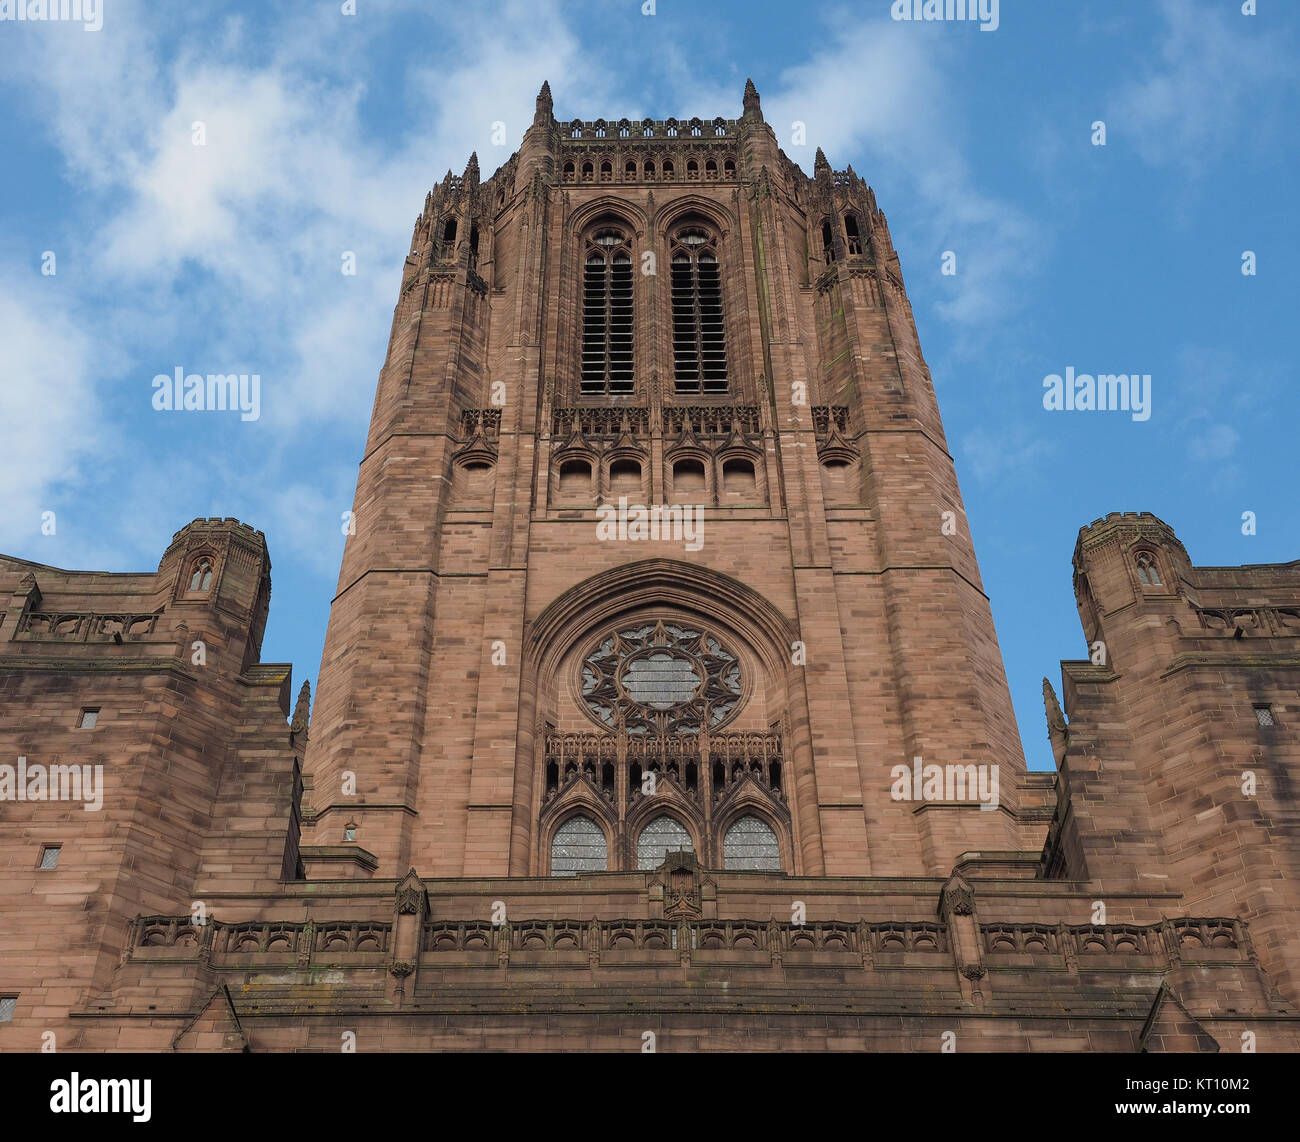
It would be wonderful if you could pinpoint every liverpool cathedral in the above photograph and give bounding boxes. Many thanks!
[2,82,1298,1053]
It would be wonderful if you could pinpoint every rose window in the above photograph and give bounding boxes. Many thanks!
[580,620,742,735]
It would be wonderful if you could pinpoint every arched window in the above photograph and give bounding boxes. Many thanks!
[1136,552,1162,586]
[637,816,692,869]
[705,159,718,180]
[723,816,780,870]
[723,158,735,178]
[662,159,675,180]
[551,816,607,876]
[686,159,699,180]
[608,458,641,495]
[557,458,592,500]
[562,161,575,182]
[722,457,756,496]
[625,159,636,179]
[189,557,213,592]
[669,223,728,395]
[581,161,594,182]
[844,213,862,255]
[468,224,480,271]
[600,160,612,182]
[644,161,656,180]
[821,219,835,263]
[673,458,706,495]
[581,224,635,395]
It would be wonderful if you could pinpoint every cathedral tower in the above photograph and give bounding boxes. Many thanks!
[301,81,1033,881]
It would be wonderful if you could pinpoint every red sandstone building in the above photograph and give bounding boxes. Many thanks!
[2,83,1297,1052]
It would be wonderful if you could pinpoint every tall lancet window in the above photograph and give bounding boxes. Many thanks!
[670,223,728,395]
[581,225,635,395]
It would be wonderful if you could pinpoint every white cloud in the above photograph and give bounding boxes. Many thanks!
[960,425,1054,485]
[1109,0,1296,172]
[1187,422,1240,463]
[0,270,105,552]
[758,14,1043,335]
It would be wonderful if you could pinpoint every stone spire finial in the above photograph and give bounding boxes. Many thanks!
[464,151,480,190]
[290,679,312,738]
[743,77,762,120]
[814,146,830,176]
[535,79,554,125]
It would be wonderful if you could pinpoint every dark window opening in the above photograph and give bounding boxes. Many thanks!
[845,213,862,255]
[580,227,635,395]
[670,226,728,395]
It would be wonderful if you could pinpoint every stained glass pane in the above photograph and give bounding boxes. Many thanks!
[637,816,693,869]
[723,816,780,870]
[551,816,607,876]
[623,653,700,708]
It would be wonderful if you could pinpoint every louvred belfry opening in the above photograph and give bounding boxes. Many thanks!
[581,225,634,395]
[670,223,728,394]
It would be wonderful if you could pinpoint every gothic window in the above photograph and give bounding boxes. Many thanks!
[722,457,756,496]
[705,159,717,180]
[662,160,675,180]
[581,161,594,182]
[562,161,575,182]
[687,159,699,180]
[581,225,635,395]
[443,218,457,245]
[821,219,835,264]
[672,458,706,496]
[1135,552,1162,586]
[645,161,656,180]
[579,620,743,736]
[637,815,692,869]
[625,160,636,179]
[670,223,728,395]
[723,816,780,870]
[723,158,735,178]
[570,120,583,138]
[189,557,214,592]
[557,458,593,500]
[845,213,862,255]
[551,815,608,875]
[607,458,642,495]
[468,224,480,270]
[600,160,612,182]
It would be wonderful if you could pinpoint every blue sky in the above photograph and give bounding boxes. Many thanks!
[0,0,1296,771]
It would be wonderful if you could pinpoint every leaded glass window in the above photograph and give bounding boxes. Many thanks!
[637,815,693,869]
[580,620,742,735]
[551,815,608,876]
[1135,552,1161,586]
[723,816,780,870]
